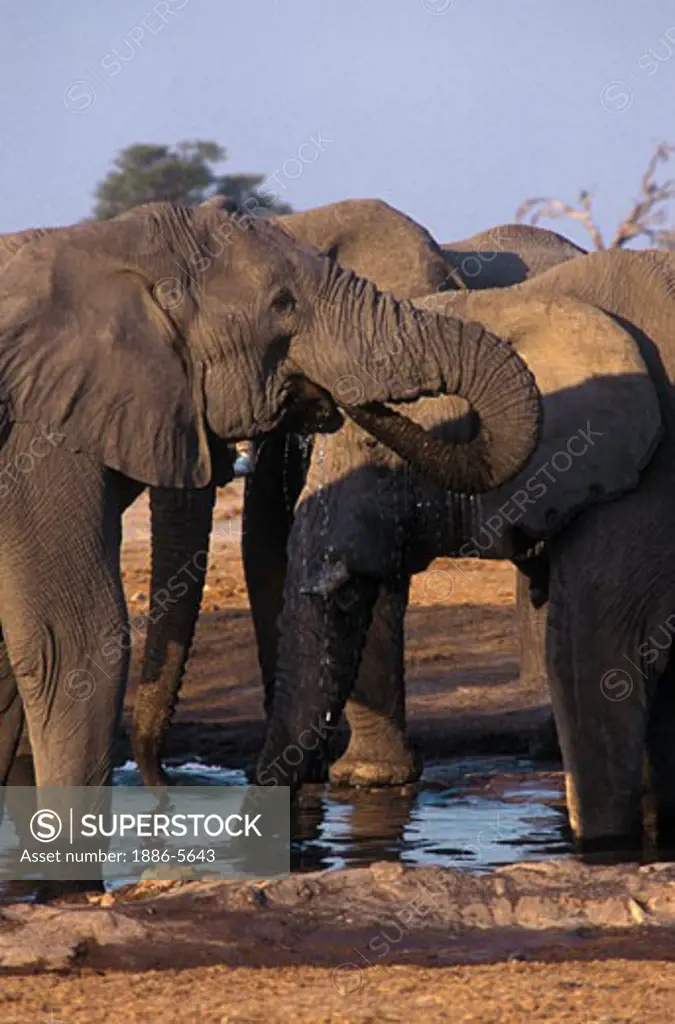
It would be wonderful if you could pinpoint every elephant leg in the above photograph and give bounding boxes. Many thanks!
[646,656,675,848]
[546,530,648,852]
[0,637,35,785]
[330,574,422,787]
[242,434,298,719]
[0,608,41,801]
[515,564,548,684]
[0,442,129,792]
[0,632,38,861]
[0,631,26,787]
[513,565,560,761]
[132,484,216,787]
[0,652,40,901]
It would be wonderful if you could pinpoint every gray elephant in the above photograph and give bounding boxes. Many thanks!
[0,201,540,796]
[0,222,247,794]
[130,203,580,787]
[256,246,675,855]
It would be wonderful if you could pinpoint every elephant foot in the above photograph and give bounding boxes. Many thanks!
[577,830,644,865]
[329,745,422,788]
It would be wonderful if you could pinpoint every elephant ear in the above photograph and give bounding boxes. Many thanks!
[472,295,663,538]
[0,234,212,488]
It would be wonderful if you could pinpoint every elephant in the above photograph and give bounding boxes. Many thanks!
[255,245,675,855]
[129,203,579,788]
[441,223,585,290]
[0,199,541,800]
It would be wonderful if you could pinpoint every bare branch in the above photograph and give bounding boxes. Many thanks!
[609,142,675,247]
[516,142,675,250]
[515,193,605,249]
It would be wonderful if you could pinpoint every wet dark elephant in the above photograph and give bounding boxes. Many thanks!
[257,247,675,855]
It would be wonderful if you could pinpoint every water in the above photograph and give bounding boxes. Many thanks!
[114,755,570,875]
[0,757,570,900]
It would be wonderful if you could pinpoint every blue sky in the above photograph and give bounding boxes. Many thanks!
[1,1,673,248]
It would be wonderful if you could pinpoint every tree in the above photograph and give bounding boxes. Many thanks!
[92,140,292,220]
[516,142,675,250]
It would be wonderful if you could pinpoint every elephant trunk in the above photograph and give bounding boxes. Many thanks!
[132,485,216,786]
[295,262,541,492]
[252,517,380,792]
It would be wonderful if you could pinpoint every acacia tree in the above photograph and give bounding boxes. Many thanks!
[516,142,675,250]
[93,140,292,220]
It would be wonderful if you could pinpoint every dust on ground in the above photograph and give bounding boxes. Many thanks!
[7,484,674,1023]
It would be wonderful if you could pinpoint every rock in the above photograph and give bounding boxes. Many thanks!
[628,897,649,925]
[0,941,82,971]
[139,865,200,882]
[0,906,148,972]
[491,897,514,927]
[461,902,495,928]
[370,861,405,884]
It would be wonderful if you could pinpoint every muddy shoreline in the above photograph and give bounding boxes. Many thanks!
[3,860,675,1023]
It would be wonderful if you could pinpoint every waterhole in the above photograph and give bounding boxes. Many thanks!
[113,755,571,876]
[0,757,570,901]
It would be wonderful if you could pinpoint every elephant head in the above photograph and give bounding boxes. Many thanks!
[132,199,543,785]
[254,251,665,793]
[0,206,336,486]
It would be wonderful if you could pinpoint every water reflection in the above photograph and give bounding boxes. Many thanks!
[118,755,571,873]
[290,757,570,872]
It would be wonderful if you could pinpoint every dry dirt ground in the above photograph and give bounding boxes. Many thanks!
[5,483,675,1022]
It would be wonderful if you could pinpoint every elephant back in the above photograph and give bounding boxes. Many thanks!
[0,227,52,272]
[442,223,586,290]
[415,285,663,541]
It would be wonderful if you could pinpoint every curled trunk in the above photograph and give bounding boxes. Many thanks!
[295,263,542,492]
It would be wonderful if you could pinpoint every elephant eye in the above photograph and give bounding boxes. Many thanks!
[271,288,296,315]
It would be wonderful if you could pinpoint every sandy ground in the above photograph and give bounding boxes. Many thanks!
[4,955,675,1023]
[7,483,675,1022]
